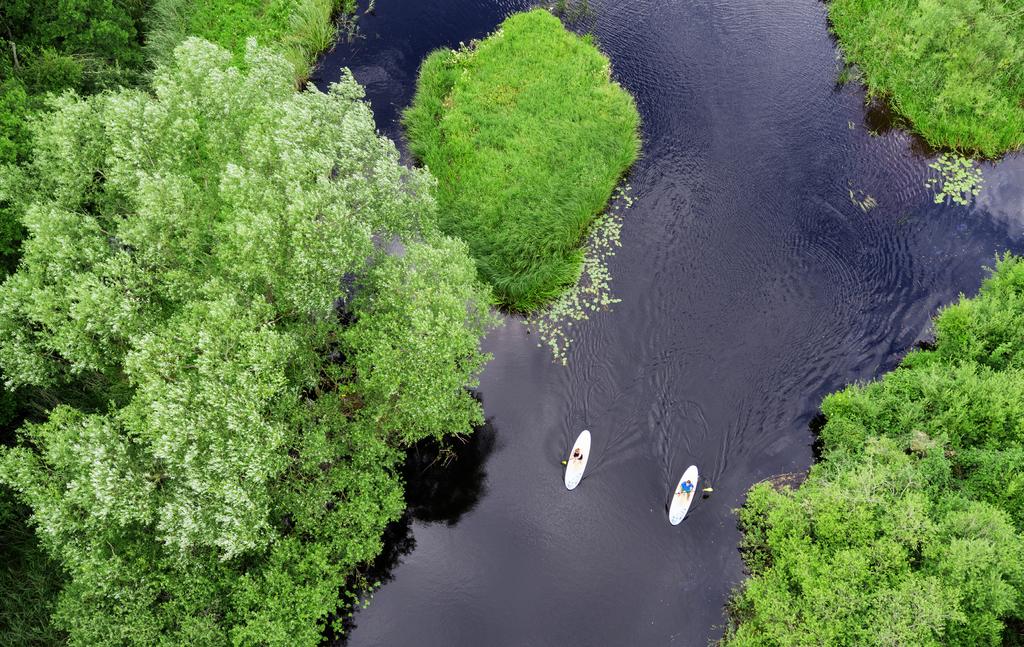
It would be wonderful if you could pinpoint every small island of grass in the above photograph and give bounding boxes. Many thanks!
[829,0,1024,156]
[404,9,641,311]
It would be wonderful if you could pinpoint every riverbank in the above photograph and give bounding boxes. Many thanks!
[147,0,356,80]
[723,256,1024,645]
[404,9,640,311]
[830,0,1024,156]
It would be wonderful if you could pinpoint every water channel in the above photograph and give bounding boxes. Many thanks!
[313,1,1024,643]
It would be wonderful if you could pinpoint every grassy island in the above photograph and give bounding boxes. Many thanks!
[829,0,1024,156]
[404,9,640,311]
[724,256,1024,646]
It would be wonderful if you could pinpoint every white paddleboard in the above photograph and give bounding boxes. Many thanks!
[564,430,591,490]
[669,465,699,525]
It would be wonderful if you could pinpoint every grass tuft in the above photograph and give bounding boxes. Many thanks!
[404,9,641,311]
[829,0,1024,157]
[146,0,355,82]
[0,488,65,646]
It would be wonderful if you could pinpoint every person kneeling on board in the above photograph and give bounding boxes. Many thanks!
[562,447,584,465]
[678,479,694,497]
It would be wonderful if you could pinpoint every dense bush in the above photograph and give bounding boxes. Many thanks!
[404,9,640,311]
[2,0,354,271]
[724,256,1024,646]
[0,0,150,278]
[0,38,495,645]
[0,486,66,646]
[829,0,1024,156]
[0,0,149,164]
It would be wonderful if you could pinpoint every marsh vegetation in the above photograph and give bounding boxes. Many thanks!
[1,0,1023,645]
[829,0,1024,156]
[404,9,640,311]
[724,257,1024,646]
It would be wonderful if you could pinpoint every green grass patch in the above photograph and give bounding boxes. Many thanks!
[829,0,1024,156]
[404,9,640,311]
[147,0,356,80]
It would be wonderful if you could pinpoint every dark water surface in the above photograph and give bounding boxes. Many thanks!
[314,1,1024,644]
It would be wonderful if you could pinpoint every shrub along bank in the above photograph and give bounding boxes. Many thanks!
[0,40,495,645]
[404,9,640,311]
[723,256,1024,646]
[829,0,1024,156]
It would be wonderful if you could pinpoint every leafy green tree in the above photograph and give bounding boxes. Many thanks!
[725,257,1024,646]
[0,0,149,165]
[0,37,495,645]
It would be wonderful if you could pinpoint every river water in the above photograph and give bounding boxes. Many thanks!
[313,1,1024,644]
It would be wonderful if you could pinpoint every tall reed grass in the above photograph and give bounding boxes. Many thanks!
[830,0,1024,156]
[146,0,355,83]
[404,10,640,311]
[0,489,66,646]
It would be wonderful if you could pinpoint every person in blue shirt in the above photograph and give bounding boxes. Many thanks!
[679,479,694,497]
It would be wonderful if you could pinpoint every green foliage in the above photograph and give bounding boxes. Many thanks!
[925,153,984,206]
[404,9,641,311]
[344,240,493,445]
[147,0,356,80]
[0,0,148,94]
[0,0,149,278]
[0,0,148,161]
[0,39,495,645]
[828,0,1024,156]
[0,80,32,166]
[724,255,1024,646]
[0,486,66,646]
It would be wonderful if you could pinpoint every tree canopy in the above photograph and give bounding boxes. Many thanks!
[0,37,494,645]
[724,256,1024,646]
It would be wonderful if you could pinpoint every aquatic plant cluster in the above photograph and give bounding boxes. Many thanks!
[724,256,1024,645]
[404,9,641,311]
[829,0,1024,156]
[528,186,633,364]
[847,181,878,212]
[926,153,985,207]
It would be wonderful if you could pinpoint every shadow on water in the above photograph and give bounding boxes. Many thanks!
[402,418,496,525]
[862,99,939,157]
[808,411,828,462]
[326,410,496,645]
